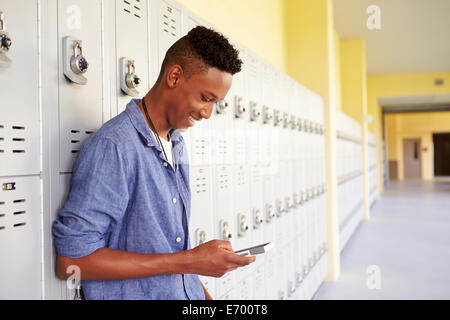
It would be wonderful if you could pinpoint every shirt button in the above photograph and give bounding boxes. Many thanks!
[163,162,168,167]
[176,237,182,243]
[172,197,177,204]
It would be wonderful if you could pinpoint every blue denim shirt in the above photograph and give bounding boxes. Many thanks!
[52,99,205,300]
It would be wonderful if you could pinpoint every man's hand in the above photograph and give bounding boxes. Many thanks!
[184,240,256,278]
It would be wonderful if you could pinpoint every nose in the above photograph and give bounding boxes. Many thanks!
[200,105,214,120]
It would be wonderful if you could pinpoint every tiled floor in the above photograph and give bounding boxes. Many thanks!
[314,180,450,300]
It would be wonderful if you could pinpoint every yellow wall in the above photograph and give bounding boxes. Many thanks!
[285,0,341,282]
[385,111,450,180]
[368,71,450,182]
[175,0,286,72]
[340,39,367,124]
[334,30,342,111]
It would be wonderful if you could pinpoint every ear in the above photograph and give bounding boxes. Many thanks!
[166,64,184,88]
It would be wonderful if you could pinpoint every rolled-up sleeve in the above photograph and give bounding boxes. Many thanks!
[52,137,129,258]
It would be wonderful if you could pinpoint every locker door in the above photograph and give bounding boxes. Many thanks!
[190,115,211,166]
[114,0,149,114]
[0,176,41,299]
[152,0,182,79]
[57,0,103,173]
[0,2,40,177]
[236,277,252,300]
[252,260,265,299]
[249,164,264,244]
[211,96,234,166]
[212,164,235,297]
[232,163,252,284]
[189,165,215,297]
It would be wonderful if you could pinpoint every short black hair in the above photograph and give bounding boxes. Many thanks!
[157,26,242,82]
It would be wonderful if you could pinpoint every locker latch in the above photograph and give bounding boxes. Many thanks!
[295,271,303,287]
[195,228,207,246]
[0,11,12,68]
[308,188,314,200]
[249,101,261,121]
[302,263,309,278]
[290,115,297,130]
[0,12,12,52]
[282,112,289,128]
[320,124,325,135]
[314,122,320,135]
[301,190,308,203]
[220,220,232,240]
[253,208,263,229]
[263,106,272,124]
[273,109,282,127]
[285,196,293,211]
[63,37,89,85]
[276,199,285,217]
[306,120,312,133]
[266,203,275,222]
[294,193,301,206]
[120,58,141,97]
[297,118,304,132]
[288,280,296,296]
[234,96,246,118]
[237,213,249,237]
[215,100,229,115]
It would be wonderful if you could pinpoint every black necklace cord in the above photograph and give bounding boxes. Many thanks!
[141,98,169,162]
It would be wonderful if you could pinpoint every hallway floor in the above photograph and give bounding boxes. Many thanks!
[314,180,450,300]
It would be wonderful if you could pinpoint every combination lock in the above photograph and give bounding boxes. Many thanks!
[71,42,88,74]
[253,208,264,229]
[297,118,305,132]
[250,101,261,121]
[263,105,273,124]
[276,199,285,217]
[220,220,232,240]
[238,214,249,237]
[273,109,282,127]
[216,100,229,114]
[235,96,246,118]
[282,112,289,128]
[120,58,141,97]
[63,37,88,85]
[0,12,12,52]
[195,228,207,246]
[290,115,297,130]
[266,203,275,222]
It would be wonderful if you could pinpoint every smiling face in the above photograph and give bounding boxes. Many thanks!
[165,65,233,131]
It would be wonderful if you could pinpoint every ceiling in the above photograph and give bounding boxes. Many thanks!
[333,0,450,75]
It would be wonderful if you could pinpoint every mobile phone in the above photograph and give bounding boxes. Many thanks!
[234,242,274,256]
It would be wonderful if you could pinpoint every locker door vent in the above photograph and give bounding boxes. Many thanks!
[248,58,258,81]
[9,125,27,154]
[194,139,206,157]
[0,125,3,149]
[236,169,245,186]
[194,176,207,194]
[218,139,227,157]
[218,173,229,190]
[123,0,142,19]
[70,129,94,154]
[162,5,178,37]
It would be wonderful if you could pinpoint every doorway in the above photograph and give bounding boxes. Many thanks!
[433,133,450,177]
[403,138,422,179]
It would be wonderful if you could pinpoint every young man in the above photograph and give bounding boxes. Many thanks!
[52,26,255,300]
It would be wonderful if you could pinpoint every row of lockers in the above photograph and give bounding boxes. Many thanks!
[0,0,329,299]
[335,111,378,251]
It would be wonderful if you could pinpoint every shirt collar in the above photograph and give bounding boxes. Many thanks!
[125,98,184,149]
